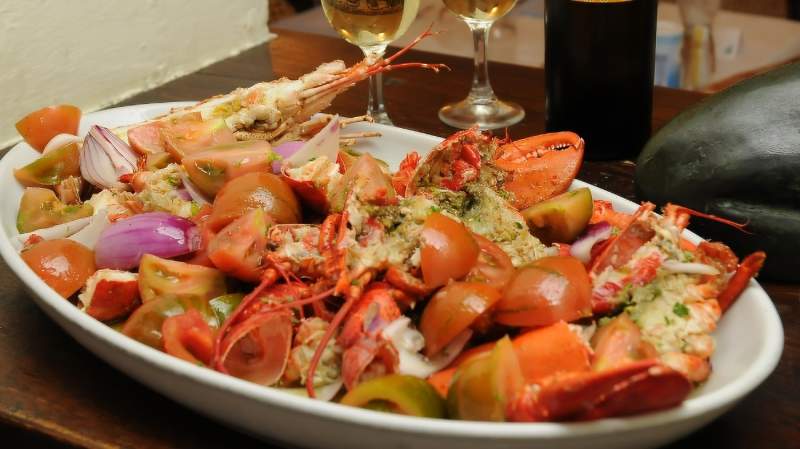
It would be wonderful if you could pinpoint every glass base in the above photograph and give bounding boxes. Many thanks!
[438,98,524,130]
[369,110,394,126]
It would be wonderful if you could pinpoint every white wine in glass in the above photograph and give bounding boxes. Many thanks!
[439,0,524,129]
[322,0,421,125]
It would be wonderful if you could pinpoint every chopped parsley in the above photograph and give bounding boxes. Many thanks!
[672,302,690,318]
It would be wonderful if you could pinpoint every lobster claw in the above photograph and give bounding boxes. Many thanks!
[494,131,584,210]
[507,359,692,422]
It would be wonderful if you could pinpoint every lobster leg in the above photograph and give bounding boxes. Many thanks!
[718,251,766,312]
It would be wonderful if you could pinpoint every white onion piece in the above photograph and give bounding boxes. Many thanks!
[382,317,472,378]
[284,116,340,169]
[68,209,110,250]
[661,260,720,276]
[281,378,343,402]
[14,216,93,250]
[570,221,613,263]
[179,171,211,205]
[80,125,138,190]
[43,134,81,154]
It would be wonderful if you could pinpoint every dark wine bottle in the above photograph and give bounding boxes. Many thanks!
[545,0,658,160]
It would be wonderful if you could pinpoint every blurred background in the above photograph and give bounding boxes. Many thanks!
[3,0,799,147]
[272,0,800,92]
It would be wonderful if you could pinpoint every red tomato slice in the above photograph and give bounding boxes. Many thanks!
[466,234,514,291]
[209,172,301,231]
[207,208,272,282]
[16,105,81,152]
[512,321,591,383]
[495,256,592,327]
[428,321,591,397]
[420,213,480,289]
[127,122,165,155]
[220,311,293,386]
[419,282,501,357]
[161,116,236,161]
[21,239,96,298]
[162,309,216,365]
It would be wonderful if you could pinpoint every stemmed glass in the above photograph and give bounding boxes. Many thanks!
[438,0,524,129]
[321,0,421,125]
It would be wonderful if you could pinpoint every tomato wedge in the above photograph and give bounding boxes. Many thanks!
[17,187,93,233]
[207,208,272,282]
[183,141,276,197]
[446,336,523,421]
[420,213,480,289]
[122,296,187,348]
[138,254,227,305]
[428,321,591,397]
[419,282,500,357]
[340,374,446,418]
[495,256,592,327]
[21,239,96,298]
[466,234,514,290]
[591,314,658,372]
[16,105,81,152]
[14,142,81,188]
[219,311,293,386]
[128,122,165,155]
[162,309,216,365]
[161,116,236,161]
[208,172,301,231]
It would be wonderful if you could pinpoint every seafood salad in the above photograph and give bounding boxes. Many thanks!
[8,40,766,422]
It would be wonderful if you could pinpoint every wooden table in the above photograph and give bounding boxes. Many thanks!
[1,30,797,449]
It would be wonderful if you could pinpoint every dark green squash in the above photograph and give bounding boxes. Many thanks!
[636,62,800,281]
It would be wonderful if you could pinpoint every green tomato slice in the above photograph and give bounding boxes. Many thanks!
[446,336,524,421]
[521,187,593,244]
[16,187,93,233]
[14,142,81,188]
[340,374,446,418]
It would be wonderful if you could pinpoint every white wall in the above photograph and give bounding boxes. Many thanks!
[0,0,271,148]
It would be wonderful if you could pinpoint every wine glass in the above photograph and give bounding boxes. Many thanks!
[322,0,421,125]
[438,0,524,129]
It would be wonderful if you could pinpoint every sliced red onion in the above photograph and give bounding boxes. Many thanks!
[179,171,211,205]
[94,212,200,269]
[661,260,720,276]
[382,317,472,378]
[570,221,613,263]
[68,209,110,250]
[272,141,304,173]
[43,133,81,154]
[80,125,138,190]
[283,116,340,169]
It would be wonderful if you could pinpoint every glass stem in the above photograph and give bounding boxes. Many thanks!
[466,21,497,105]
[361,45,391,124]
